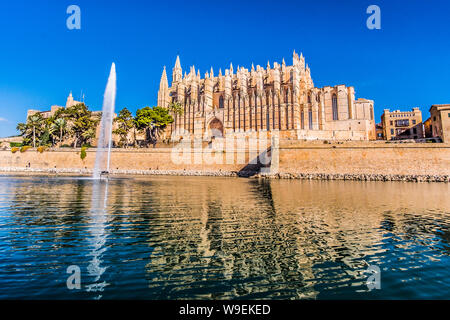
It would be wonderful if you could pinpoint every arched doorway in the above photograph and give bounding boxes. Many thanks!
[208,118,224,138]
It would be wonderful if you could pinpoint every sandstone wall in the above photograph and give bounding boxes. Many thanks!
[276,142,450,177]
[1,142,449,180]
[0,148,249,172]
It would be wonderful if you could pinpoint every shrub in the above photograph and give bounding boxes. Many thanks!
[37,146,47,153]
[80,146,87,160]
[11,147,19,153]
[61,144,71,148]
[20,146,31,153]
[10,142,22,148]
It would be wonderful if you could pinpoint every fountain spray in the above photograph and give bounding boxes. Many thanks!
[93,63,116,179]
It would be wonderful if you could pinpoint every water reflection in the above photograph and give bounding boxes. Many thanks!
[85,180,110,298]
[0,175,449,299]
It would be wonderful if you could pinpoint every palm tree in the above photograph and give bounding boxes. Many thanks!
[81,128,96,146]
[27,114,45,148]
[168,101,184,116]
[51,118,67,146]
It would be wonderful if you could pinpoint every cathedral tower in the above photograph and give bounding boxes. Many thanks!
[157,66,169,108]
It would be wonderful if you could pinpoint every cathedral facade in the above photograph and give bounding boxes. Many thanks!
[157,51,376,141]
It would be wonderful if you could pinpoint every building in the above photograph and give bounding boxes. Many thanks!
[158,51,376,141]
[423,117,432,139]
[381,108,423,140]
[25,93,107,146]
[27,92,83,119]
[427,104,450,142]
[375,123,384,140]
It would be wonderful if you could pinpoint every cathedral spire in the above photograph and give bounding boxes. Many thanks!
[210,67,214,78]
[189,65,196,80]
[267,60,270,70]
[230,63,233,74]
[159,66,168,88]
[157,66,169,108]
[172,55,182,83]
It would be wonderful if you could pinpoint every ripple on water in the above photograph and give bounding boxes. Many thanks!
[0,175,449,299]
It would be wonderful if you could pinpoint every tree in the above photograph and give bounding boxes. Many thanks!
[17,113,45,147]
[63,103,99,148]
[168,101,184,116]
[51,118,67,146]
[134,106,173,147]
[113,108,135,148]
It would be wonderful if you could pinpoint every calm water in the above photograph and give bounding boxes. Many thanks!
[0,174,449,300]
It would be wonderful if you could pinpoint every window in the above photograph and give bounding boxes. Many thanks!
[448,113,450,118]
[395,119,409,127]
[332,94,338,120]
[301,112,304,129]
[391,129,394,135]
[219,95,224,109]
[413,128,417,134]
[433,116,436,121]
[308,108,313,130]
[412,119,416,125]
[390,121,393,125]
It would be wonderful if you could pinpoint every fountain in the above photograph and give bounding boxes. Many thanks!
[93,63,117,179]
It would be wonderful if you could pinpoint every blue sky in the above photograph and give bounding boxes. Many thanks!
[0,0,449,137]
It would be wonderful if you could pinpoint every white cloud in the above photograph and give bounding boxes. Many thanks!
[0,118,7,122]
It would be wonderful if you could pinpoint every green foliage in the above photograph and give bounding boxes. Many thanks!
[16,103,98,149]
[168,101,184,116]
[11,147,19,153]
[135,106,173,147]
[17,113,45,148]
[39,129,51,146]
[80,146,87,160]
[15,103,177,150]
[50,117,67,145]
[20,146,31,153]
[10,142,22,148]
[64,103,99,148]
[113,107,135,147]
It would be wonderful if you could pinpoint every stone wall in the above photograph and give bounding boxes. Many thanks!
[0,148,249,173]
[274,141,450,180]
[1,142,449,181]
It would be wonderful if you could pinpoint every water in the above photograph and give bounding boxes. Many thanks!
[0,174,449,299]
[93,63,117,179]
